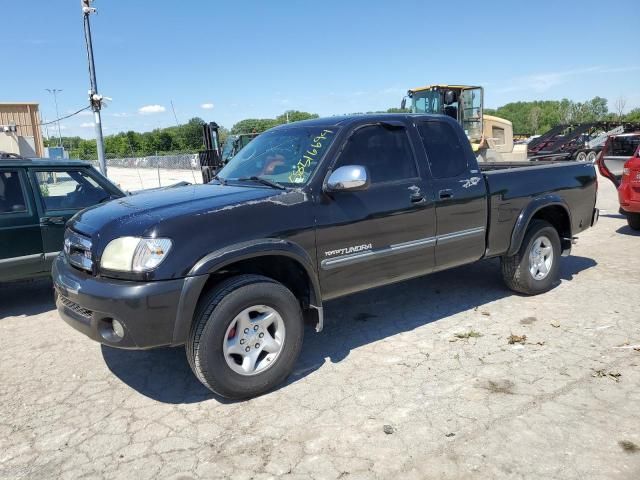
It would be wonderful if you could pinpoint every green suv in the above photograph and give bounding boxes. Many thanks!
[0,153,124,282]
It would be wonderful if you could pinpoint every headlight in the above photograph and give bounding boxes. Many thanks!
[101,237,172,272]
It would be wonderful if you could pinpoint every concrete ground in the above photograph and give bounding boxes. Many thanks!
[1,176,639,480]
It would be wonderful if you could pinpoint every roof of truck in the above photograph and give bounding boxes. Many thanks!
[409,84,481,93]
[0,153,92,168]
[270,113,450,130]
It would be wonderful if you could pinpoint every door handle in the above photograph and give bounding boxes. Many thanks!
[41,216,66,226]
[410,193,425,203]
[438,189,453,200]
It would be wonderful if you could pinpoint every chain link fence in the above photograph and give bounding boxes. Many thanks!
[88,154,205,191]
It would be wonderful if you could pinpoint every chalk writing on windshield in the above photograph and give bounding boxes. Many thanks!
[289,129,334,183]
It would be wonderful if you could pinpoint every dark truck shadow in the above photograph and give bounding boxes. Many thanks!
[616,225,640,236]
[0,278,55,320]
[101,255,596,404]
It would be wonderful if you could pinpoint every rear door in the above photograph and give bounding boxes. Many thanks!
[315,121,437,299]
[0,168,44,280]
[415,119,487,269]
[29,167,114,268]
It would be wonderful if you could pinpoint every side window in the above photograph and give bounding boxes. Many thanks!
[35,170,110,212]
[417,121,468,178]
[334,125,418,183]
[492,126,506,146]
[0,170,28,214]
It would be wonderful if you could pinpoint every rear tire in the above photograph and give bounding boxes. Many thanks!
[186,274,304,399]
[586,150,598,163]
[501,220,561,295]
[575,150,588,162]
[627,213,640,231]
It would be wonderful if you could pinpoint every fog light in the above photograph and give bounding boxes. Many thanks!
[112,319,125,339]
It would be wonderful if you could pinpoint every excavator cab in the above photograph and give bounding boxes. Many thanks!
[404,85,484,145]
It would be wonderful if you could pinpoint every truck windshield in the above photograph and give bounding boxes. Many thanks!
[411,90,441,114]
[218,126,337,186]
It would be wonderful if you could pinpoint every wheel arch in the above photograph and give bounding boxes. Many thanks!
[508,196,572,257]
[172,239,322,345]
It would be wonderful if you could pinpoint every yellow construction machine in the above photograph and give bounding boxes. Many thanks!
[402,84,527,161]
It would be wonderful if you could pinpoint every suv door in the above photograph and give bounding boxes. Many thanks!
[0,168,45,281]
[30,167,114,269]
[315,121,436,299]
[415,120,487,269]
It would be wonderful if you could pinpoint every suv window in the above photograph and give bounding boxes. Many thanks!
[610,136,640,157]
[0,170,28,214]
[35,170,111,212]
[334,125,418,183]
[417,121,468,178]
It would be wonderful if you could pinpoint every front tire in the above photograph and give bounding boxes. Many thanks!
[627,212,640,231]
[186,274,304,399]
[501,220,561,295]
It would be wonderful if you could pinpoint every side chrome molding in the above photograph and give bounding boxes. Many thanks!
[320,227,485,271]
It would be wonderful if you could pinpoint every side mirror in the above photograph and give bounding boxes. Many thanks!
[400,97,407,110]
[325,165,370,192]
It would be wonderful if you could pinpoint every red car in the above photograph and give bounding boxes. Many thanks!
[597,132,640,230]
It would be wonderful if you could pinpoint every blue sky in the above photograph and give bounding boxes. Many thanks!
[5,0,640,138]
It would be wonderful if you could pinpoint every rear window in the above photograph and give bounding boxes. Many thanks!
[417,121,468,178]
[610,136,640,157]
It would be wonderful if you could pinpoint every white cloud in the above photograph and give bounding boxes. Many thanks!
[138,104,166,114]
[111,112,132,118]
[496,65,640,94]
[79,122,94,128]
[200,103,214,110]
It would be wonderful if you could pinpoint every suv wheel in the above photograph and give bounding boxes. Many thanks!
[186,274,304,399]
[501,220,561,295]
[627,212,640,231]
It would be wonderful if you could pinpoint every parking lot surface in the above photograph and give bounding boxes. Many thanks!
[1,178,639,480]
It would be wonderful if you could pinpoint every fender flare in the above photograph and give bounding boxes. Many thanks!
[507,195,572,257]
[171,239,322,345]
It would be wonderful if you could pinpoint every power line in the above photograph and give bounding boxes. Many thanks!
[12,106,91,128]
[39,106,91,126]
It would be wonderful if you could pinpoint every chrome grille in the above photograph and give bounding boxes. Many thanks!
[64,229,93,272]
[58,294,93,319]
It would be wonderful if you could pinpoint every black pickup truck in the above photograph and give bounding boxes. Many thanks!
[53,114,598,399]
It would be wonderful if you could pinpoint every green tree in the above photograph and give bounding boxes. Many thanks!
[231,118,279,134]
[275,110,319,124]
[625,108,640,122]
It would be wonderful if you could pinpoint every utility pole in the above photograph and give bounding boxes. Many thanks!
[45,88,63,147]
[81,0,107,175]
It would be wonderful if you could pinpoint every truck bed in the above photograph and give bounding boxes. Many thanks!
[480,161,597,258]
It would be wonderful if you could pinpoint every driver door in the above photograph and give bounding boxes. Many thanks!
[30,168,113,268]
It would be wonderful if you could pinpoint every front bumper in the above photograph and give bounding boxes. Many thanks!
[52,254,185,349]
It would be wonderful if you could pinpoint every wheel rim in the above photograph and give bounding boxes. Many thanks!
[586,151,597,163]
[528,235,554,280]
[576,152,587,162]
[222,305,286,376]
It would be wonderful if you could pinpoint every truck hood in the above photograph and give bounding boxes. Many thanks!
[69,183,276,238]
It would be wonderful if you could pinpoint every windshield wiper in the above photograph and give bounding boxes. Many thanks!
[237,176,286,190]
[213,174,227,185]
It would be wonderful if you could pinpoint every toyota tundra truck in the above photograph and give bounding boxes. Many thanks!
[53,114,599,399]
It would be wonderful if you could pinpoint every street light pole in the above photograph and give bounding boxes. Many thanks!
[81,0,107,176]
[45,88,63,147]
